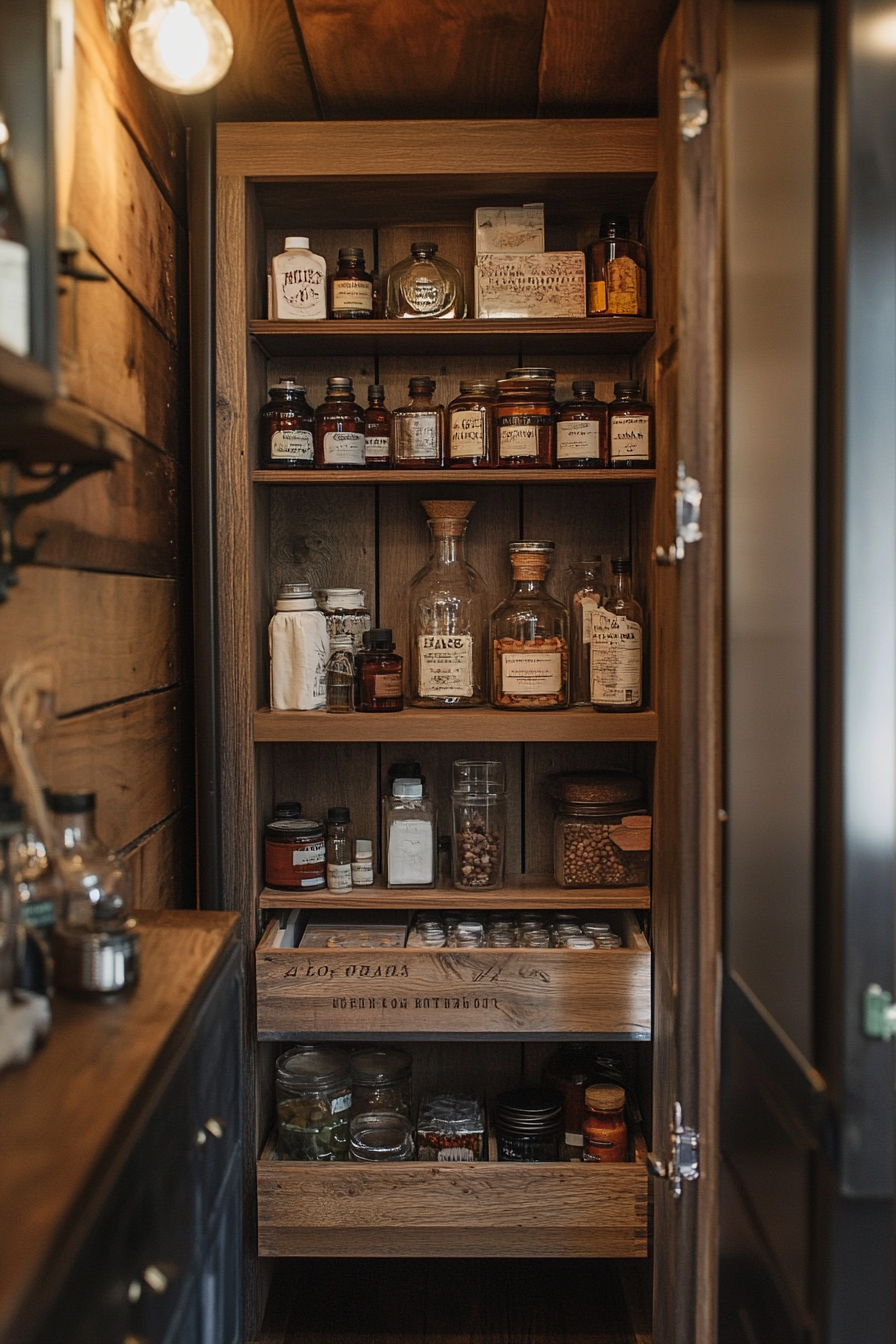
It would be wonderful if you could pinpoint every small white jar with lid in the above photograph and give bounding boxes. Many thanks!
[271,236,327,321]
[269,583,329,710]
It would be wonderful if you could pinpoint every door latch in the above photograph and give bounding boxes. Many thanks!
[647,1102,700,1197]
[655,461,703,565]
[863,984,896,1040]
[680,64,709,140]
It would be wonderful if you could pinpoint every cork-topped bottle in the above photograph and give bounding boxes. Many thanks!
[490,542,569,710]
[408,500,487,708]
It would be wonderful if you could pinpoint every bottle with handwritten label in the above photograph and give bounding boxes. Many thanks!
[364,384,392,467]
[556,380,608,468]
[260,379,315,469]
[314,376,366,469]
[409,499,486,707]
[329,246,374,319]
[326,807,353,892]
[447,382,497,467]
[392,377,445,467]
[590,558,643,712]
[608,381,654,468]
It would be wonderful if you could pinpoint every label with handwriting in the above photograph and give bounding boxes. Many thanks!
[271,429,313,461]
[610,414,650,462]
[418,634,473,697]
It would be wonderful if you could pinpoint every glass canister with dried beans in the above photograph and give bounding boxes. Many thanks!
[547,770,651,889]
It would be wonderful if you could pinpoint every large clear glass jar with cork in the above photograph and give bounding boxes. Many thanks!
[259,378,315,469]
[490,541,569,710]
[408,500,486,707]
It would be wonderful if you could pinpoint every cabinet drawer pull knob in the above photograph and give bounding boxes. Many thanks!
[196,1128,208,1146]
[127,1279,142,1304]
[205,1117,225,1140]
[143,1264,169,1295]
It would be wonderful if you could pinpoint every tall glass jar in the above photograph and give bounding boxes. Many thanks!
[490,541,569,710]
[586,214,648,317]
[447,382,497,467]
[314,376,366,468]
[392,377,445,467]
[275,1044,352,1161]
[385,241,466,319]
[259,378,315,469]
[495,371,556,468]
[451,760,506,891]
[350,1048,412,1117]
[568,557,604,706]
[408,499,486,707]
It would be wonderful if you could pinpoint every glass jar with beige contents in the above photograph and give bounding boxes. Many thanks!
[547,771,651,889]
[490,541,568,709]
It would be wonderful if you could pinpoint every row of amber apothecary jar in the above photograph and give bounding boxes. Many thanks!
[260,369,654,470]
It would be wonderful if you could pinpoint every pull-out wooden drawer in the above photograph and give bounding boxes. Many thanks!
[255,911,650,1039]
[257,1131,649,1258]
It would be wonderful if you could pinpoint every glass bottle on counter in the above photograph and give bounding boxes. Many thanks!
[364,384,392,468]
[269,582,329,710]
[568,557,604,706]
[447,382,497,467]
[490,541,569,710]
[384,778,436,888]
[555,381,608,469]
[608,381,654,468]
[392,377,444,467]
[314,376,366,469]
[259,378,315,469]
[408,499,486,707]
[325,635,356,713]
[586,214,648,317]
[326,806,353,892]
[495,369,556,468]
[270,235,327,321]
[356,628,403,712]
[329,246,373,318]
[591,558,643,713]
[385,241,466,319]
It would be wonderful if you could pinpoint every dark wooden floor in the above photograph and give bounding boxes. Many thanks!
[258,1258,651,1344]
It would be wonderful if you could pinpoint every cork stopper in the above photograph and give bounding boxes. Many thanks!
[509,539,553,581]
[585,1084,626,1112]
[421,499,476,537]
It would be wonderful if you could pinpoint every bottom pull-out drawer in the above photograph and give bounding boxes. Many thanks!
[257,1132,648,1259]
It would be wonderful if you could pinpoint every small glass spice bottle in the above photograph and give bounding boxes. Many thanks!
[356,628,404,712]
[555,381,608,469]
[392,376,445,467]
[259,379,316,469]
[351,839,374,886]
[314,376,366,468]
[364,384,392,468]
[586,214,648,317]
[495,370,556,468]
[326,806,353,892]
[325,635,356,713]
[329,246,374,319]
[582,1084,628,1162]
[447,381,497,467]
[608,381,654,468]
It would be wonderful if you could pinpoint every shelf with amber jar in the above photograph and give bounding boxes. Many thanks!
[259,873,650,910]
[253,467,656,485]
[249,316,655,359]
[254,706,658,744]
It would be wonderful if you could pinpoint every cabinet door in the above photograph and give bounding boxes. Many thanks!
[650,3,724,1343]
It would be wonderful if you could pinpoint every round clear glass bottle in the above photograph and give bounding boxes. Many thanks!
[385,241,466,319]
[490,541,569,710]
[568,557,604,706]
[408,499,486,707]
[325,635,356,713]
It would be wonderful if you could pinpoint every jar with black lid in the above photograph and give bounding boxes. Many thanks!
[265,817,326,890]
[260,378,315,469]
[495,1087,563,1162]
[329,246,374,319]
[495,369,556,468]
[556,380,608,468]
[447,381,497,467]
[275,1044,352,1160]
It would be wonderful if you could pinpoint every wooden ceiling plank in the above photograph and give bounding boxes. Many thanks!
[215,0,319,121]
[537,0,678,117]
[292,0,547,120]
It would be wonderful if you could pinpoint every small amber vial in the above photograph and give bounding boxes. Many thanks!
[582,1084,628,1162]
[364,384,392,468]
[356,628,404,712]
[329,246,374,319]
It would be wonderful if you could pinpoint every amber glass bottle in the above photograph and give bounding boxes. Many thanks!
[259,379,315,469]
[329,247,374,319]
[495,371,556,468]
[364,384,392,468]
[586,214,648,317]
[392,377,445,468]
[356,629,404,712]
[447,382,497,467]
[314,376,366,468]
[608,381,654,468]
[555,381,608,468]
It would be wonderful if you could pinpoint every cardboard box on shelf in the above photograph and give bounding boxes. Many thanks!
[474,251,587,319]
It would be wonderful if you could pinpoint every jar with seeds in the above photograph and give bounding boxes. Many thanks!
[547,771,651,890]
[450,760,506,891]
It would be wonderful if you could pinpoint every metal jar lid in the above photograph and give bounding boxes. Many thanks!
[276,1044,351,1090]
[350,1047,412,1086]
[266,818,324,842]
[496,1087,563,1133]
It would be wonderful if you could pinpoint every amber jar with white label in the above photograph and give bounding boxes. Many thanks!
[265,818,326,890]
[314,376,366,468]
[329,246,373,319]
[556,381,608,468]
[495,372,555,468]
[447,382,497,467]
[260,379,315,469]
[608,381,654,468]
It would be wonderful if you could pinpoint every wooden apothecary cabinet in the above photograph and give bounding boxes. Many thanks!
[216,6,723,1335]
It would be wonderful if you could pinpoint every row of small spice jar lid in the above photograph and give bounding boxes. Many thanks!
[260,368,654,470]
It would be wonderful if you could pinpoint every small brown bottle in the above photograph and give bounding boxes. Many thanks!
[392,377,445,468]
[555,381,608,469]
[314,376,366,469]
[356,628,404,712]
[329,247,374,319]
[447,382,497,468]
[364,384,392,468]
[608,381,654,468]
[260,379,315,469]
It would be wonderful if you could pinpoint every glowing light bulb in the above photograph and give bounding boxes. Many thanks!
[128,0,233,94]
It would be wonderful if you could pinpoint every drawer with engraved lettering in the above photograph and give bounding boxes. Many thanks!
[255,912,650,1040]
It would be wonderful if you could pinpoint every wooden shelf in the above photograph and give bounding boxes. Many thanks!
[259,875,651,910]
[254,706,658,743]
[253,467,656,485]
[0,398,133,466]
[249,317,655,358]
[0,346,54,408]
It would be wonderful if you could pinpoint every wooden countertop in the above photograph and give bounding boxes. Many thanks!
[0,909,239,1343]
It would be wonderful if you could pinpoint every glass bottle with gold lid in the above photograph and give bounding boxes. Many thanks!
[408,500,486,707]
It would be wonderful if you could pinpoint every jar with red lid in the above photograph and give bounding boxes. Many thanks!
[582,1084,628,1162]
[495,368,556,468]
[265,818,326,890]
